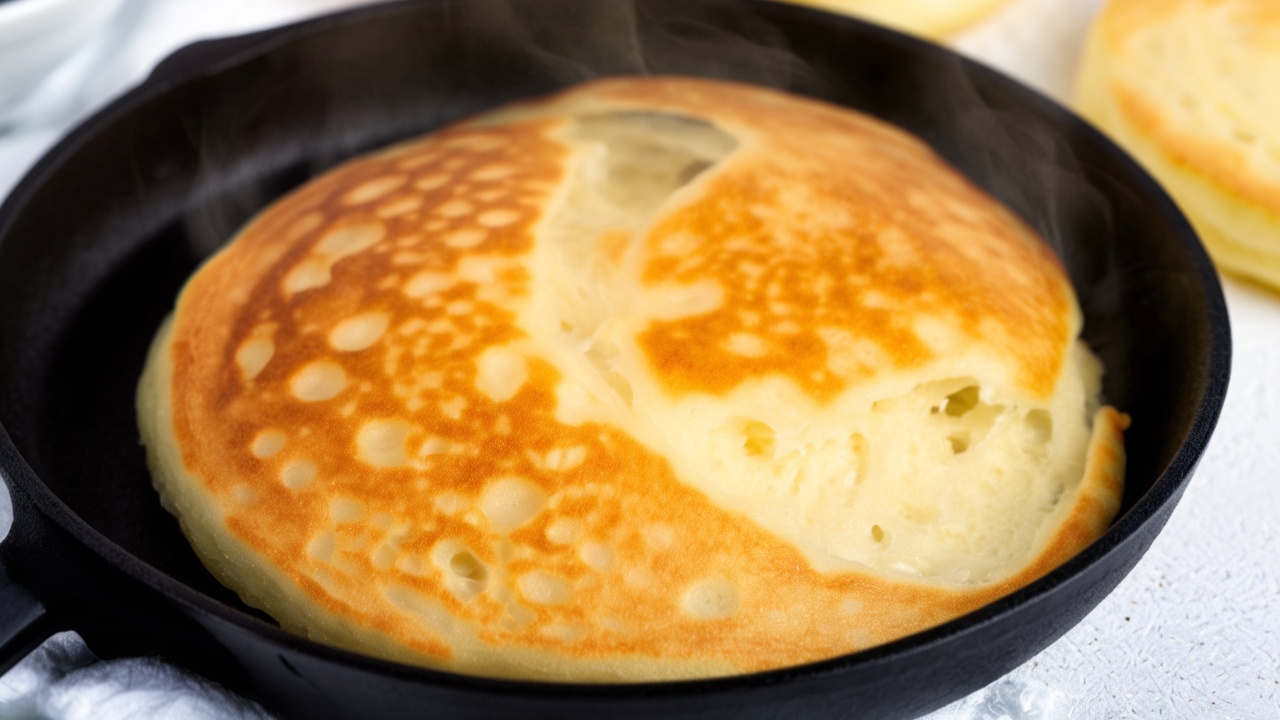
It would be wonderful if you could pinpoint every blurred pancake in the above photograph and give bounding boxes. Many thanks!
[1077,0,1280,290]
[782,0,1013,38]
[138,76,1126,681]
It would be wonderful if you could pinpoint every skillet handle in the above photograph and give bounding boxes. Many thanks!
[0,478,59,675]
[0,465,256,690]
[145,27,291,88]
[0,562,52,676]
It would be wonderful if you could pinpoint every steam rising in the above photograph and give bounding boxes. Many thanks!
[900,58,1123,409]
[178,0,1115,358]
[909,58,1115,279]
[434,0,832,89]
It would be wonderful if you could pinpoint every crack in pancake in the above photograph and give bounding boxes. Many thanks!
[138,77,1126,681]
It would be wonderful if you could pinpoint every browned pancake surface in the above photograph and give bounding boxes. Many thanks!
[147,77,1123,678]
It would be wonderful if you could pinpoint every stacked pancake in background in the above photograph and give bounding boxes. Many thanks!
[779,0,1014,38]
[138,77,1127,681]
[1077,0,1280,291]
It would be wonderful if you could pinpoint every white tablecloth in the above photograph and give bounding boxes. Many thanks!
[1,0,1276,718]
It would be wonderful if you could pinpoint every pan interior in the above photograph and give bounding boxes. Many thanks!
[0,0,1213,638]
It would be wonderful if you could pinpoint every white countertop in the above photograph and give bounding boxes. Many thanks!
[0,0,1276,718]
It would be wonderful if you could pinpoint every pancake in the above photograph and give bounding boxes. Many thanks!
[781,0,1013,38]
[1076,0,1280,290]
[137,76,1127,682]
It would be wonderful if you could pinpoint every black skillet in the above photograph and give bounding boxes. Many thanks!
[0,0,1231,717]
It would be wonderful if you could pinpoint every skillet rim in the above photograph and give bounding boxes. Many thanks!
[0,0,1232,700]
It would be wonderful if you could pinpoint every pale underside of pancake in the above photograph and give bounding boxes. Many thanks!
[780,0,1013,38]
[1076,0,1280,291]
[138,76,1126,682]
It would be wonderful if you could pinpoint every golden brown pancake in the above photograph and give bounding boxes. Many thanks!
[137,76,1126,682]
[1076,0,1280,291]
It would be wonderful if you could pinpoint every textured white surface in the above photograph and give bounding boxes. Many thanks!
[0,0,1278,718]
[928,280,1280,720]
[953,0,1107,104]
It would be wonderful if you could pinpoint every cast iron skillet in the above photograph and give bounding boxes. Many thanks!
[0,0,1231,717]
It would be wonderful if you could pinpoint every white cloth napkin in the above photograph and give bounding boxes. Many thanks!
[3,0,1278,718]
[0,632,272,720]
